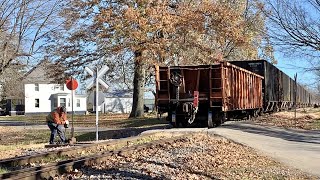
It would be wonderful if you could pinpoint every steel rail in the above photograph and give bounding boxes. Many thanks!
[0,134,190,180]
[0,129,171,168]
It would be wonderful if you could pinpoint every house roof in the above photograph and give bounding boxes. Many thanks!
[23,60,54,84]
[53,93,69,96]
[75,94,87,98]
[23,60,65,84]
[104,89,133,98]
[52,93,87,98]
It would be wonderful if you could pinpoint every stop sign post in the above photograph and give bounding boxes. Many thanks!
[66,77,78,142]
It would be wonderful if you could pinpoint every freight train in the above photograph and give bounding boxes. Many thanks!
[155,60,319,128]
[229,60,316,111]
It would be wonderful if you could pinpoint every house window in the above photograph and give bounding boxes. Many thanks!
[60,85,64,91]
[35,99,39,108]
[35,83,39,91]
[60,98,66,107]
[68,98,70,107]
[53,98,58,107]
[77,99,80,107]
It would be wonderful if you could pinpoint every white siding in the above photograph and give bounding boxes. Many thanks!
[25,84,55,113]
[68,97,87,112]
[24,83,87,114]
[104,97,132,113]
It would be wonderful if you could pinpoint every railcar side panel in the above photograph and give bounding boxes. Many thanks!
[223,63,263,111]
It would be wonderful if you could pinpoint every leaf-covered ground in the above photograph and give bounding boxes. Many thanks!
[254,108,320,130]
[60,134,316,179]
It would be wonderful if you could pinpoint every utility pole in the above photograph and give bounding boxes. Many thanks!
[294,73,297,121]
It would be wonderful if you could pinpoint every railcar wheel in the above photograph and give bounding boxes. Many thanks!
[253,109,259,118]
[208,110,214,128]
[221,112,227,124]
[171,111,178,128]
[181,118,188,128]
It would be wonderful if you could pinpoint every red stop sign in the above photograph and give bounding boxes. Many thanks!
[66,79,78,90]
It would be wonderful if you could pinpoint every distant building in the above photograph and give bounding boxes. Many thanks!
[103,91,133,113]
[87,90,154,114]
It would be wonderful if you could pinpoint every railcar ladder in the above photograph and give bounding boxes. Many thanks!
[210,64,225,108]
[158,67,170,100]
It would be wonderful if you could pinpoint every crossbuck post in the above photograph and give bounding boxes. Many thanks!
[85,66,109,141]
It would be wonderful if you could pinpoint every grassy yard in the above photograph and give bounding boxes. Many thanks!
[0,129,96,146]
[0,113,168,148]
[0,113,168,128]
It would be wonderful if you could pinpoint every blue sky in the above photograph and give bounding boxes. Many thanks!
[265,0,320,92]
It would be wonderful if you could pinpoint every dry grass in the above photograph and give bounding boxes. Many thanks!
[0,126,20,133]
[0,114,168,159]
[0,113,167,128]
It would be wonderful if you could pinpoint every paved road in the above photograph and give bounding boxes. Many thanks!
[210,122,320,177]
[144,122,320,177]
[0,121,169,133]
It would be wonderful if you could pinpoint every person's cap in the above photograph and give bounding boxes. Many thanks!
[60,106,66,113]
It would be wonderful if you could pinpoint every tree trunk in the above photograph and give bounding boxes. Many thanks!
[129,51,145,118]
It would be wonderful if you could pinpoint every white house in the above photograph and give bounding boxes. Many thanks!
[86,90,154,114]
[104,97,133,113]
[6,60,87,115]
[24,83,87,115]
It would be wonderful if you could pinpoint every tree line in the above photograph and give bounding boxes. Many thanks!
[0,0,319,117]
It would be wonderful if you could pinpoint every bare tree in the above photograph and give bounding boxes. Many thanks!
[0,65,25,99]
[263,0,320,57]
[0,0,66,76]
[0,0,67,104]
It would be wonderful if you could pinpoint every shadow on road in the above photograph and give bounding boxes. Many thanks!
[221,122,320,144]
[0,121,42,126]
[76,124,171,141]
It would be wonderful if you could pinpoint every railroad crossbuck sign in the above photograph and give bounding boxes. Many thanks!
[85,66,109,141]
[85,66,109,90]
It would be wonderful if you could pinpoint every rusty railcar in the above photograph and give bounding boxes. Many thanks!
[155,61,264,128]
[229,60,315,111]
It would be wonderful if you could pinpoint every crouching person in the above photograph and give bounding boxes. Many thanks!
[46,106,69,144]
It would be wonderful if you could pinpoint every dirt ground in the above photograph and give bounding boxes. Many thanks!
[0,126,47,159]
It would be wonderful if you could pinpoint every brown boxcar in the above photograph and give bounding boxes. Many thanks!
[155,61,264,128]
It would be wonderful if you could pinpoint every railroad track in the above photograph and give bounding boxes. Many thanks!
[0,125,174,168]
[0,133,189,180]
